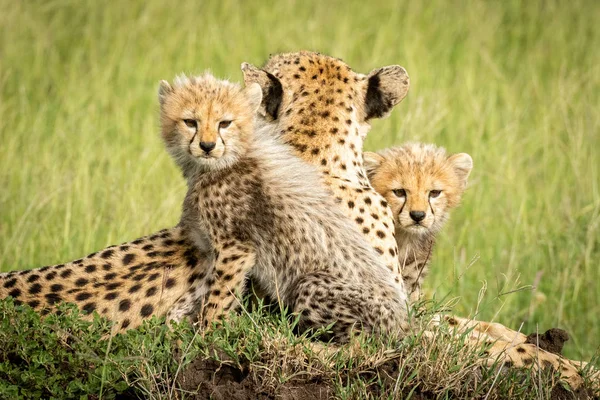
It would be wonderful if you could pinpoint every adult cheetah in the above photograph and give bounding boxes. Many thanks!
[242,51,409,276]
[1,51,413,331]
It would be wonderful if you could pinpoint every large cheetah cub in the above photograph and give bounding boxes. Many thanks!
[159,74,408,340]
[364,143,473,302]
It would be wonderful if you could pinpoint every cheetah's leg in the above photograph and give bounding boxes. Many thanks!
[400,247,430,303]
[292,272,408,342]
[166,252,215,324]
[434,315,528,344]
[424,316,598,390]
[450,316,598,388]
[484,339,588,390]
[200,243,256,327]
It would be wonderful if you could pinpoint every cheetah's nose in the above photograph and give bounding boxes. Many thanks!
[409,211,426,222]
[199,141,216,153]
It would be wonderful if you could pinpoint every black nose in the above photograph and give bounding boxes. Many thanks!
[409,211,426,222]
[199,141,216,153]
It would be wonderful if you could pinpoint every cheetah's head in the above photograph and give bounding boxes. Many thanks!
[364,143,472,238]
[240,51,409,132]
[158,74,262,176]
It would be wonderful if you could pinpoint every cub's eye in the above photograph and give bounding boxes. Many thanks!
[392,189,406,198]
[219,120,232,129]
[429,190,442,198]
[183,119,197,128]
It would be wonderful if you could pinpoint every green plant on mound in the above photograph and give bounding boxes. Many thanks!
[0,298,176,399]
[0,298,597,399]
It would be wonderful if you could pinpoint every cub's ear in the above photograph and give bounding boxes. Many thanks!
[447,153,473,188]
[241,62,283,120]
[158,80,173,106]
[364,65,410,120]
[244,83,263,114]
[363,151,386,179]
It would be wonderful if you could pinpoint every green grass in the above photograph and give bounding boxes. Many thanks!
[0,0,598,367]
[2,298,595,399]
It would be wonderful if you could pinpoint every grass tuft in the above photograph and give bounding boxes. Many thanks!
[1,297,597,399]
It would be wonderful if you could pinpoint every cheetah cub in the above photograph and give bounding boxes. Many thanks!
[364,143,473,302]
[159,74,409,341]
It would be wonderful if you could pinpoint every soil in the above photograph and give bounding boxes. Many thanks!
[526,328,570,356]
[550,384,597,400]
[177,354,333,400]
[173,339,595,400]
[175,352,595,400]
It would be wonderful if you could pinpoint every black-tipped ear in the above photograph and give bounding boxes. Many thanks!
[363,151,385,179]
[158,80,173,106]
[241,62,283,120]
[364,65,410,120]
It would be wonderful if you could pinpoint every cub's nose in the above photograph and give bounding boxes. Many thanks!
[409,211,426,222]
[199,141,216,153]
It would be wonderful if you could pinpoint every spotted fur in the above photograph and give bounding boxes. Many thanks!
[159,74,408,340]
[0,226,208,332]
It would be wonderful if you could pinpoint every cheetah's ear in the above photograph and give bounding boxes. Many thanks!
[363,151,385,179]
[244,83,263,114]
[364,66,410,120]
[241,62,283,120]
[447,153,473,189]
[158,80,173,106]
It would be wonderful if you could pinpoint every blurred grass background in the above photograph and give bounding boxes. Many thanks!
[0,0,598,360]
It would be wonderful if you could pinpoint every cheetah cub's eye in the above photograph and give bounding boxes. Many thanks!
[219,120,232,129]
[184,119,197,129]
[429,190,442,198]
[392,189,406,198]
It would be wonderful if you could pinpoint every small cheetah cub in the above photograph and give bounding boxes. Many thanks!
[364,143,473,302]
[159,74,408,341]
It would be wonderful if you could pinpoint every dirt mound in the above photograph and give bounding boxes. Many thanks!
[178,355,333,400]
[175,351,594,400]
